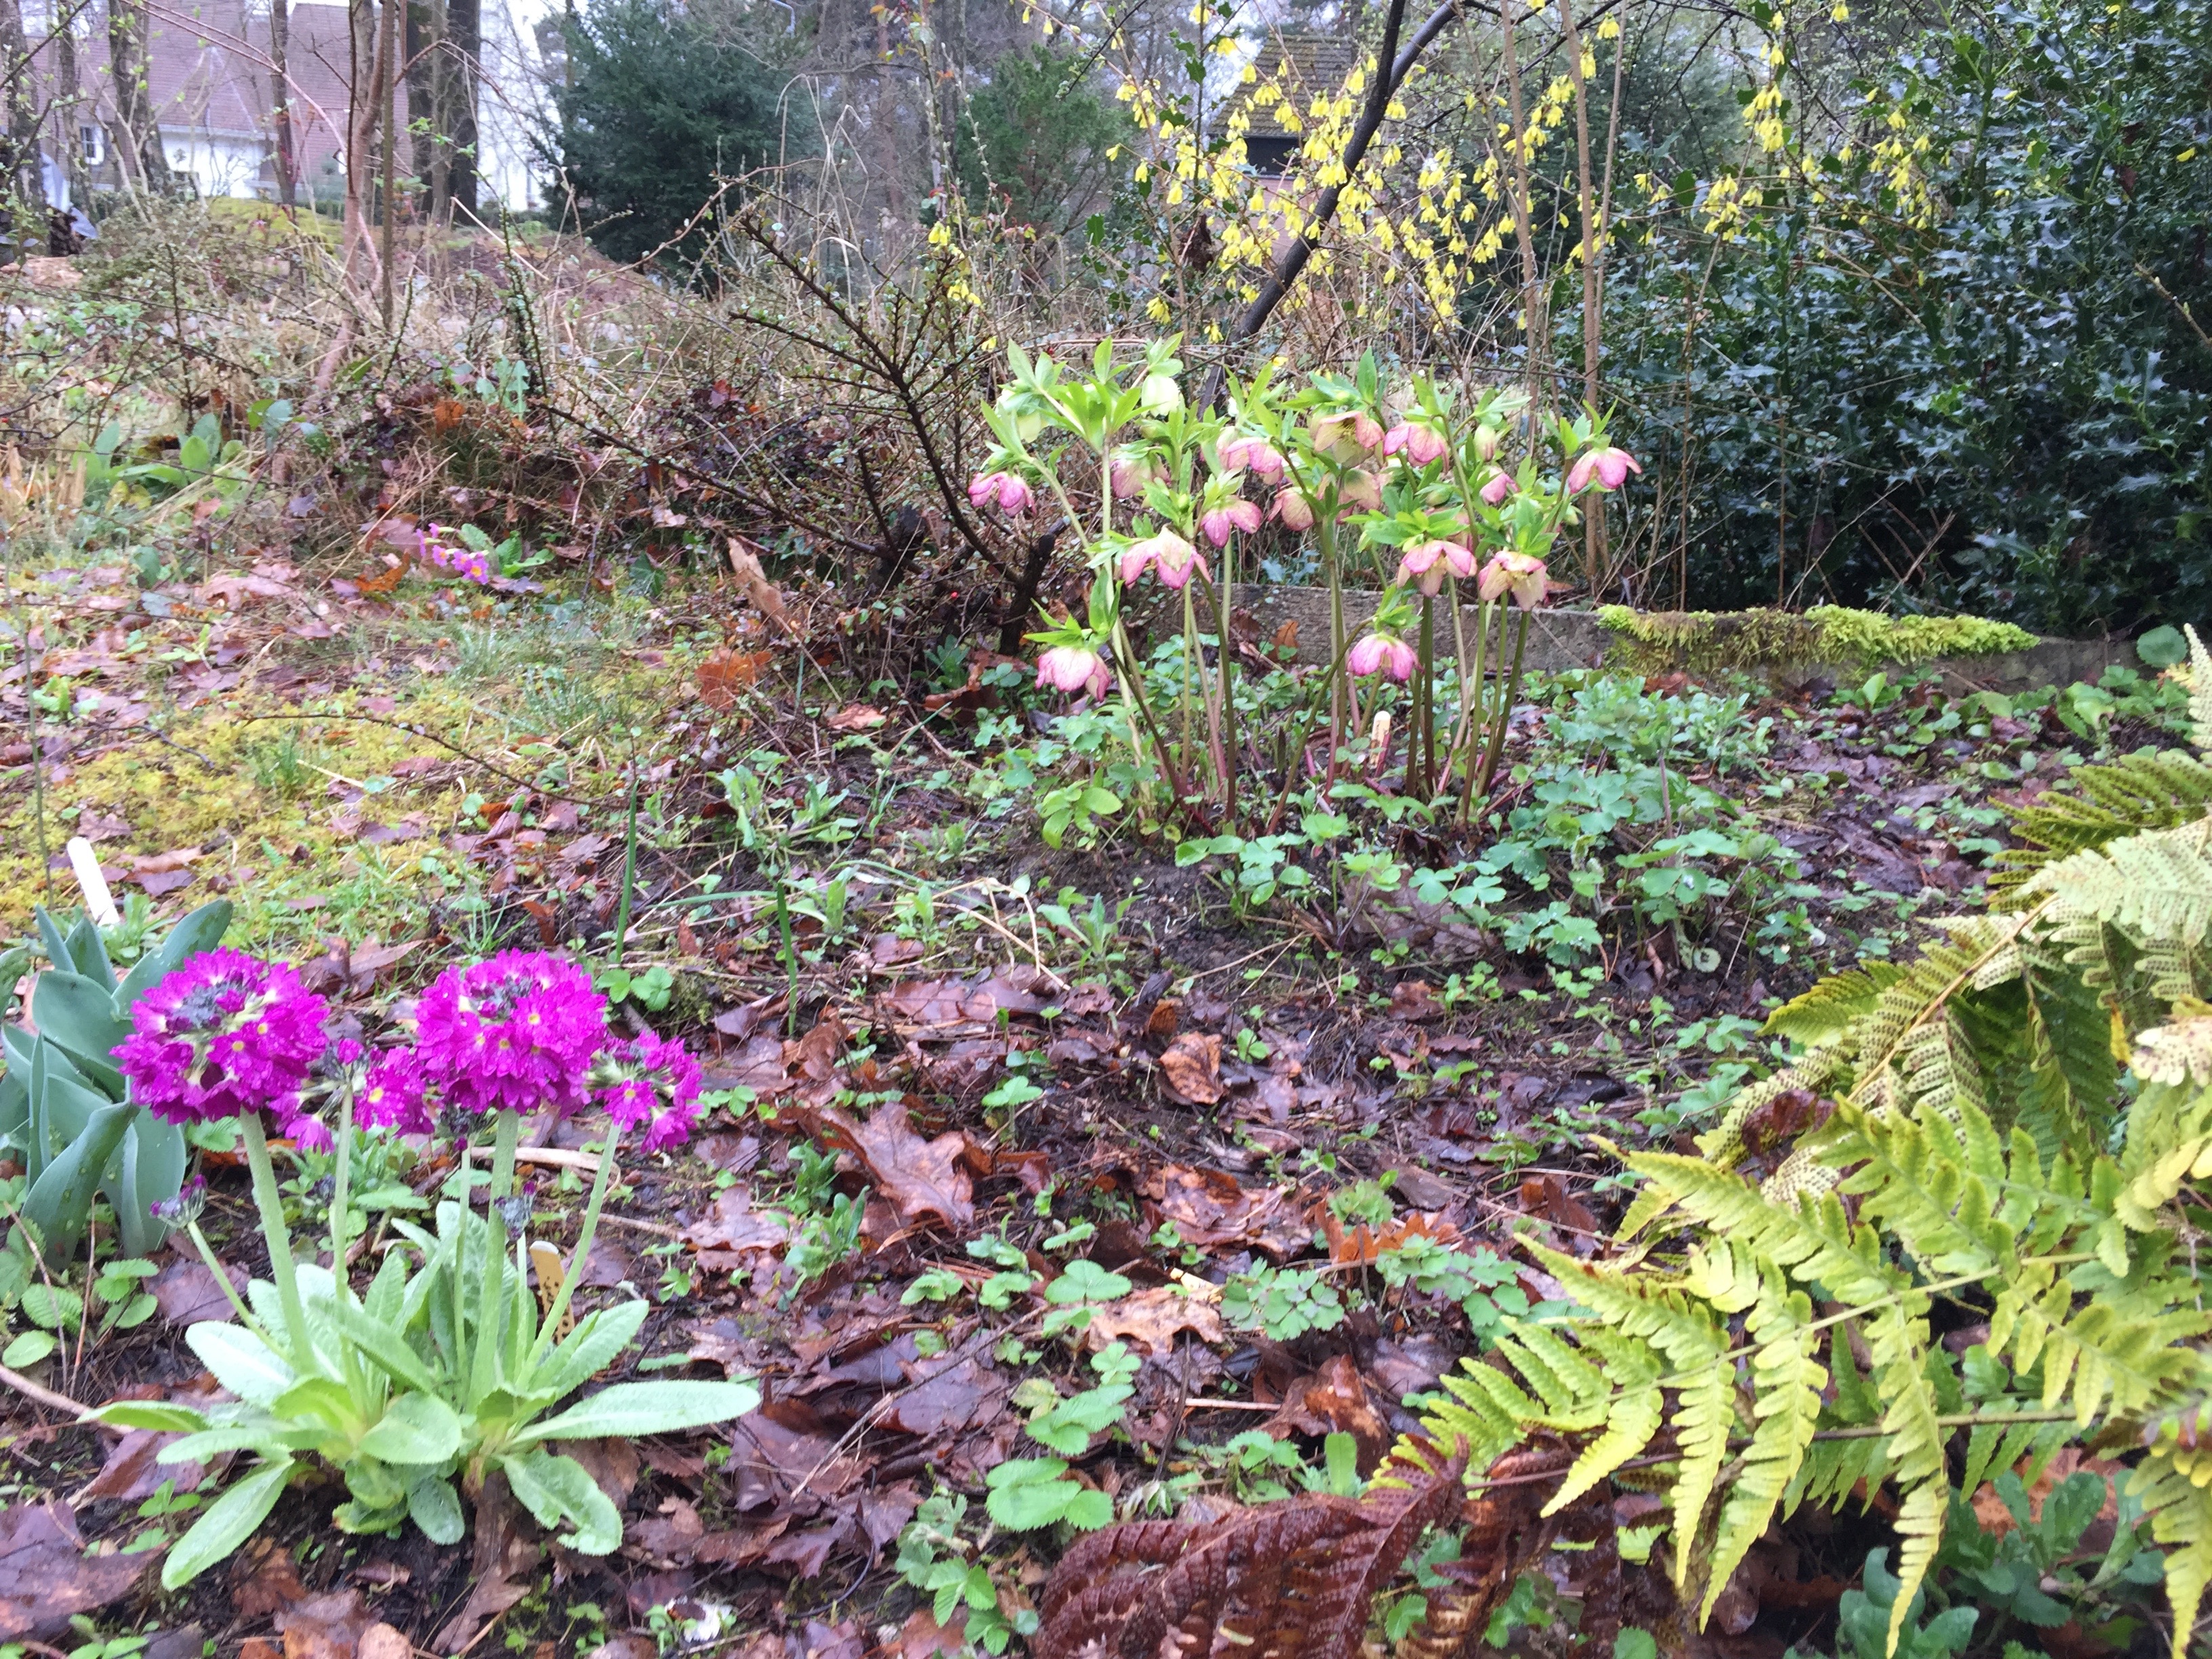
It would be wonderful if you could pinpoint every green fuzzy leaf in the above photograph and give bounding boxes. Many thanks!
[408,1474,466,1544]
[161,1458,295,1590]
[358,1391,464,1466]
[504,1449,622,1553]
[521,1380,760,1442]
[186,1322,298,1408]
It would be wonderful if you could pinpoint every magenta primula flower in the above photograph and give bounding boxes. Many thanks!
[1347,634,1417,681]
[356,1047,436,1136]
[112,949,331,1127]
[412,951,609,1118]
[1566,445,1641,493]
[1036,644,1111,698]
[423,526,493,586]
[598,1029,703,1155]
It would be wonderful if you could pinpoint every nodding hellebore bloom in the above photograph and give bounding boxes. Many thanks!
[1395,539,1478,596]
[1118,528,1206,590]
[1216,433,1286,481]
[1198,499,1263,548]
[1348,633,1418,681]
[1479,468,1517,508]
[1311,410,1385,459]
[1109,446,1164,499]
[410,950,609,1119]
[1567,445,1641,494]
[594,1029,704,1155]
[1036,643,1111,699]
[113,949,331,1130]
[1272,489,1317,531]
[1380,422,1448,466]
[967,470,1036,516]
[1336,470,1383,515]
[1479,550,1553,610]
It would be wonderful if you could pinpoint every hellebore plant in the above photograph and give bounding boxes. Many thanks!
[970,341,1638,837]
[92,949,756,1589]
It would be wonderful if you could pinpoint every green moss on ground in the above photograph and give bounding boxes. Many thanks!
[1595,604,2039,674]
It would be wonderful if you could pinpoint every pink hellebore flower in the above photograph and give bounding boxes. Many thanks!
[1200,499,1264,548]
[1118,529,1207,590]
[1337,470,1382,514]
[1109,448,1162,499]
[1273,489,1317,531]
[1036,644,1111,699]
[1218,434,1287,480]
[968,470,1035,515]
[1395,539,1478,596]
[1479,468,1517,508]
[1347,633,1418,682]
[1478,550,1552,610]
[1381,422,1448,466]
[1567,445,1641,494]
[1311,411,1385,457]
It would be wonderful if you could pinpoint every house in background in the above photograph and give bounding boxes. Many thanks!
[1230,33,1357,182]
[24,0,542,213]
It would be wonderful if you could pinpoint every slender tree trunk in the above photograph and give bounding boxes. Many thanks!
[56,15,85,207]
[446,0,477,213]
[1500,0,1544,422]
[345,0,382,280]
[1,0,43,224]
[874,7,903,244]
[108,0,173,194]
[1557,0,1602,586]
[379,0,396,325]
[270,0,295,208]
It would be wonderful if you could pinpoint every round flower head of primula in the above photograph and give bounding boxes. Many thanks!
[113,949,331,1127]
[413,950,609,1118]
[595,1029,704,1155]
[356,1046,436,1136]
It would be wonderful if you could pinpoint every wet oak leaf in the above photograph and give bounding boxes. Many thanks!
[1084,1286,1227,1358]
[0,1502,155,1639]
[1158,1032,1223,1105]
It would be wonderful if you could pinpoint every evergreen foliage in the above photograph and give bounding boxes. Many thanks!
[552,0,794,267]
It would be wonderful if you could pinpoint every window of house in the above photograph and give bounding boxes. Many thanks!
[80,123,104,164]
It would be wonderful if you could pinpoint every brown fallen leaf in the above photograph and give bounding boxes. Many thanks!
[1158,1031,1223,1105]
[152,1254,247,1326]
[1140,1164,1298,1252]
[1086,1286,1226,1357]
[682,1185,790,1273]
[697,647,771,710]
[826,703,888,733]
[232,1536,310,1617]
[1264,1354,1392,1472]
[354,1627,412,1659]
[893,1605,970,1659]
[727,538,797,636]
[430,1473,541,1654]
[812,1100,974,1233]
[0,1501,154,1639]
[274,1589,375,1659]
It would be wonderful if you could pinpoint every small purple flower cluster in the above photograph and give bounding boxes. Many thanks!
[355,950,702,1150]
[114,947,703,1155]
[422,524,493,585]
[112,949,331,1143]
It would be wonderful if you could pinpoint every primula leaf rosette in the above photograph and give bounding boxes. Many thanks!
[112,949,330,1128]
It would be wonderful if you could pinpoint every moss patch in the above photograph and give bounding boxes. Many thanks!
[1595,605,2039,674]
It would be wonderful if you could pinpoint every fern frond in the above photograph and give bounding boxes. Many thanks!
[1704,1277,1826,1619]
[2129,1450,2212,1659]
[1989,748,2212,904]
[1668,1347,1738,1595]
[2035,817,2212,947]
[2189,623,2212,753]
[2134,1015,2212,1087]
[1887,1479,1950,1658]
[1827,1097,2013,1278]
[1542,1353,1662,1516]
[1624,1151,1902,1306]
[1690,1048,1847,1176]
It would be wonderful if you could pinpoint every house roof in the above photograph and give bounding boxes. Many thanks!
[28,1,407,180]
[1230,32,1359,142]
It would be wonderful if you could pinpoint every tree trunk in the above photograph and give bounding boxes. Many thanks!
[270,0,295,207]
[345,0,382,278]
[2,0,47,221]
[380,0,396,325]
[108,0,173,194]
[445,0,477,214]
[56,8,89,207]
[407,0,452,223]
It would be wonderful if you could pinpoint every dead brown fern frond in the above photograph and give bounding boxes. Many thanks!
[1033,1441,1469,1659]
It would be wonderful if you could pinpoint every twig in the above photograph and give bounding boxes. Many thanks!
[0,1362,100,1424]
